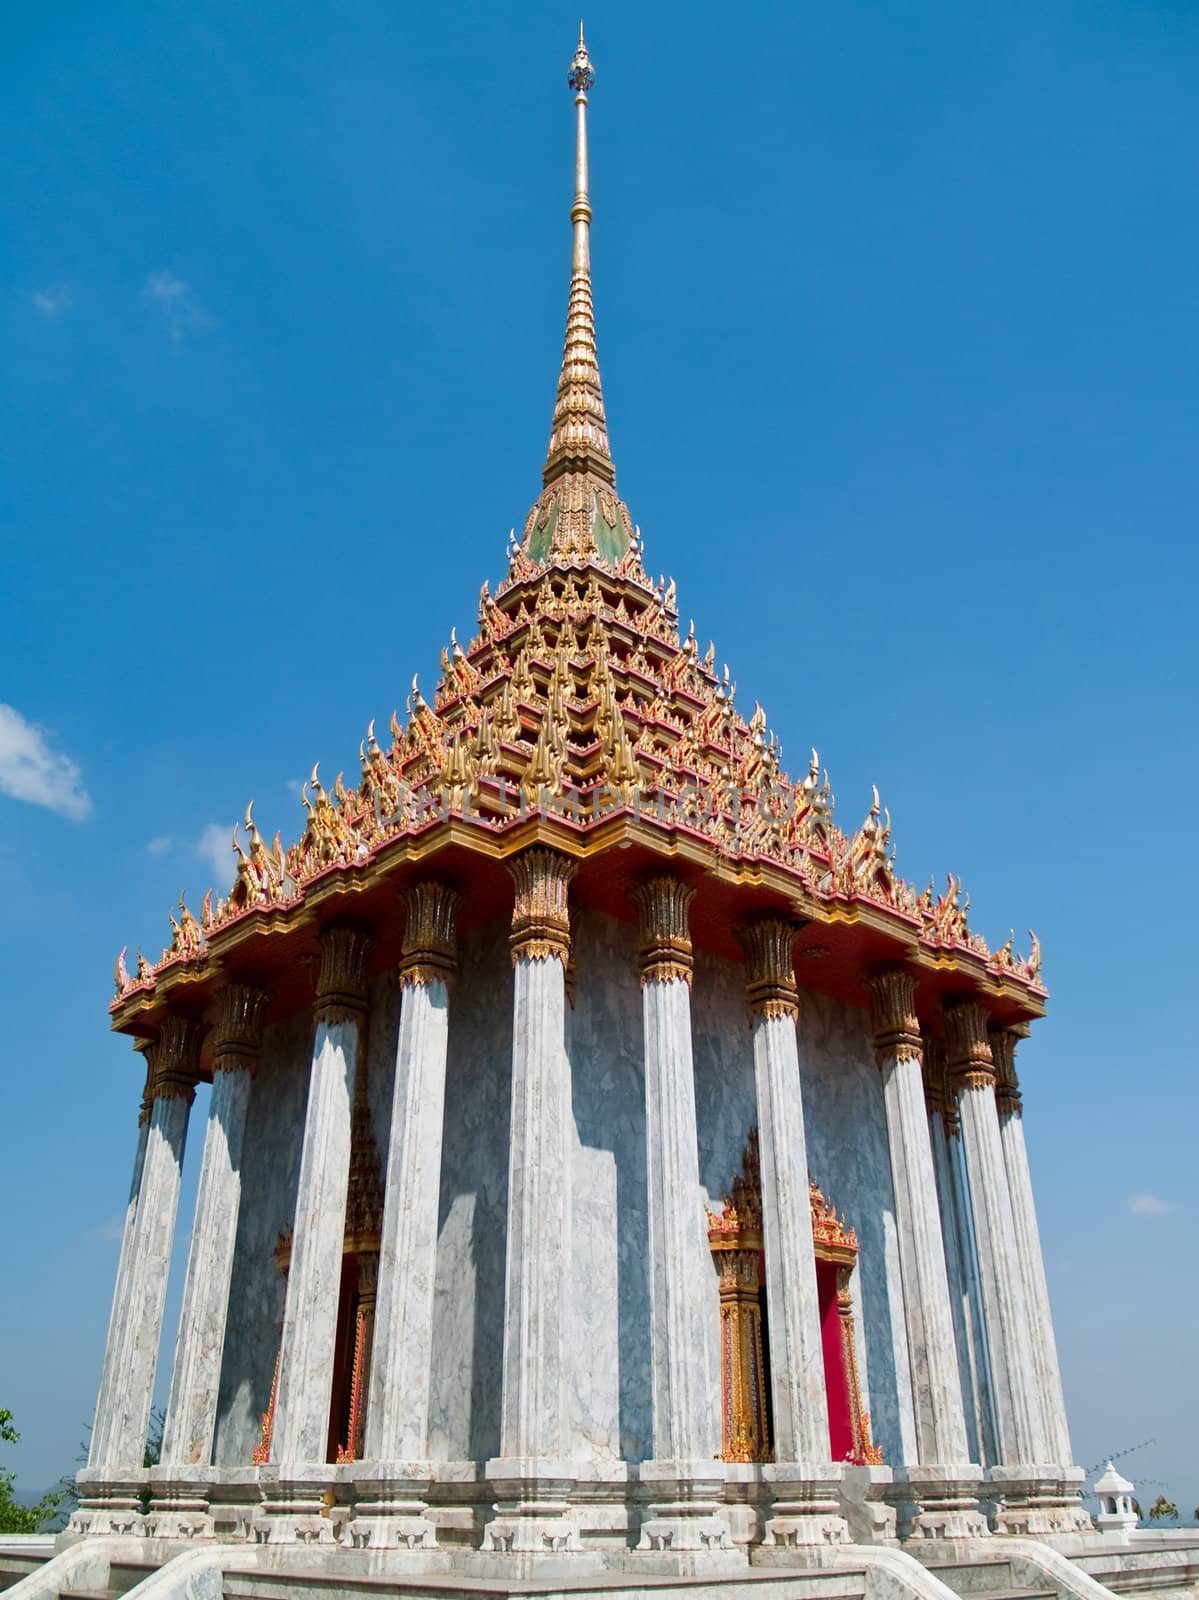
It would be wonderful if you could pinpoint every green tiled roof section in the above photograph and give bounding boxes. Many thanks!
[593,493,626,563]
[527,495,558,564]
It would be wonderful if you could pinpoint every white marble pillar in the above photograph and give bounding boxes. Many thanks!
[991,1026,1091,1533]
[149,985,267,1531]
[740,918,848,1550]
[630,877,731,1559]
[483,848,581,1555]
[86,1048,155,1473]
[865,972,987,1539]
[922,1034,996,1471]
[106,1015,204,1474]
[943,1000,1045,1485]
[352,880,461,1551]
[256,923,372,1544]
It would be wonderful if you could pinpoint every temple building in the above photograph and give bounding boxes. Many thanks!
[38,27,1142,1599]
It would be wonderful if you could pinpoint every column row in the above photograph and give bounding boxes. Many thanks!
[84,852,1078,1547]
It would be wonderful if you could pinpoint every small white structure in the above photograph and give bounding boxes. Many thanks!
[1094,1462,1138,1541]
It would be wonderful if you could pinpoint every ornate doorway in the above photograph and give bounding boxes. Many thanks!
[708,1130,881,1465]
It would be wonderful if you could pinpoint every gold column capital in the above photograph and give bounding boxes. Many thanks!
[151,1013,207,1104]
[507,847,577,964]
[315,923,374,1025]
[399,880,462,987]
[212,983,269,1075]
[736,916,800,1021]
[921,1032,953,1127]
[989,1022,1027,1117]
[863,966,922,1066]
[943,996,995,1089]
[630,875,695,986]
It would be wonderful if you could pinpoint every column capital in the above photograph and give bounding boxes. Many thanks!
[507,847,576,963]
[315,923,374,1025]
[863,966,921,1065]
[736,916,799,1020]
[989,1022,1028,1117]
[399,880,462,987]
[942,996,995,1089]
[212,983,269,1074]
[631,875,695,986]
[151,1014,206,1104]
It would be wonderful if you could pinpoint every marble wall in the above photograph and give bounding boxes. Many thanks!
[566,909,651,1466]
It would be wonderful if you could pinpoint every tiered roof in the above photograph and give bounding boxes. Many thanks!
[111,30,1045,1045]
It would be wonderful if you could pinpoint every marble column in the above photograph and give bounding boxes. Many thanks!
[922,1035,996,1472]
[943,999,1045,1525]
[741,918,848,1551]
[483,848,582,1556]
[106,1016,205,1478]
[352,880,461,1551]
[630,877,731,1559]
[991,1025,1091,1533]
[150,984,268,1534]
[864,970,985,1540]
[256,923,372,1544]
[86,1047,155,1474]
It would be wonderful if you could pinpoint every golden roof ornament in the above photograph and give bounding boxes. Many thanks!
[519,24,638,572]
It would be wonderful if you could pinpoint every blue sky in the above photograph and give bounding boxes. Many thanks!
[2,0,1196,1515]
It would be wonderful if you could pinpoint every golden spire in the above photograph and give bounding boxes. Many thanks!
[543,23,614,488]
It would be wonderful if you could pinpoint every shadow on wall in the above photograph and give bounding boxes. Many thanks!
[213,1009,310,1467]
[431,918,513,1464]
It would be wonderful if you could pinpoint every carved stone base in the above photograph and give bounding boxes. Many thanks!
[629,1461,740,1571]
[903,1465,990,1543]
[989,1467,1094,1537]
[480,1461,582,1558]
[758,1464,849,1552]
[146,1468,215,1539]
[345,1468,438,1551]
[251,1467,336,1546]
[67,1474,147,1538]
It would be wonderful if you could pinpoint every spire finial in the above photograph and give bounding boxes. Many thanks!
[542,22,614,489]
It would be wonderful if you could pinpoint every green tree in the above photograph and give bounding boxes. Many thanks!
[1148,1494,1178,1524]
[0,1409,69,1535]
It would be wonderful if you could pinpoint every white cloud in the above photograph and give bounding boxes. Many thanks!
[85,1214,126,1246]
[146,835,174,855]
[1129,1193,1178,1216]
[143,270,210,342]
[284,777,305,798]
[0,704,91,820]
[33,286,72,318]
[196,822,235,884]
